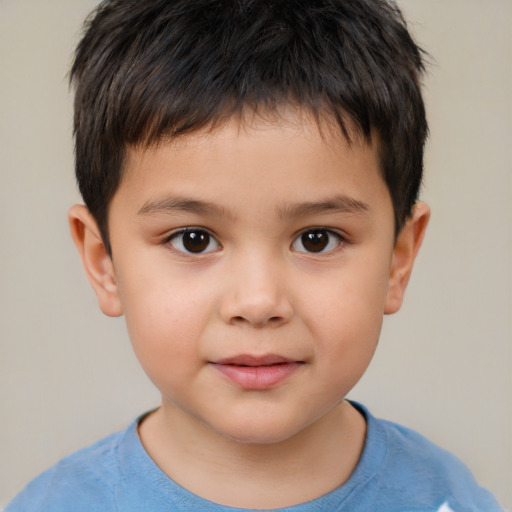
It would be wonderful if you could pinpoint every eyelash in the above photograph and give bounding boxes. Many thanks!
[163,227,346,256]
[165,228,220,255]
[291,228,345,254]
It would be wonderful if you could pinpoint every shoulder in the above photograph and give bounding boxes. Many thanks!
[356,403,503,512]
[5,427,129,512]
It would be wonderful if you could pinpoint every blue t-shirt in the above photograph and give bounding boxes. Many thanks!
[5,403,502,512]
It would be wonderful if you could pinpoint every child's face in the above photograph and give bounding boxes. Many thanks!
[73,110,426,444]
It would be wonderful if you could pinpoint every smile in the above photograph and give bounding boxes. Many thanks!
[210,355,303,390]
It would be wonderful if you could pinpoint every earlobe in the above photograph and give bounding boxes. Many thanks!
[384,202,430,315]
[68,205,123,317]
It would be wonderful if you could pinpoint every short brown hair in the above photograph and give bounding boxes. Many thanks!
[70,0,427,254]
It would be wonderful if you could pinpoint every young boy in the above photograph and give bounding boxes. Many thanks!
[6,0,503,510]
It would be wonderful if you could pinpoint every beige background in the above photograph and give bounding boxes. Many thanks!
[0,0,510,509]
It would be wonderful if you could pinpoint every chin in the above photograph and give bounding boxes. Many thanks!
[210,415,307,446]
[222,430,296,446]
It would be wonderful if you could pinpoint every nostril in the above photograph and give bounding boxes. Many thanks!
[230,315,285,327]
[220,292,294,327]
[232,316,245,323]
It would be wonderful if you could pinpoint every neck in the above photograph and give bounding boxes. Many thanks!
[138,400,366,509]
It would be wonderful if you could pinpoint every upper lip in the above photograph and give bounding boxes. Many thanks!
[212,354,300,367]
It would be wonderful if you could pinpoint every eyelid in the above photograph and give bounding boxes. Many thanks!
[291,227,346,254]
[164,227,221,255]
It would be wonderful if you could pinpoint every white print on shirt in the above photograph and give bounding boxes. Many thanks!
[437,503,455,512]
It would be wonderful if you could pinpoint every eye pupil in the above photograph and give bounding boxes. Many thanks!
[301,230,328,252]
[183,231,210,252]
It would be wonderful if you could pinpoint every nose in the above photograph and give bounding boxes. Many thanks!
[219,253,294,328]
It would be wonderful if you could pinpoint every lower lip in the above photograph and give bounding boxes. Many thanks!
[211,362,302,390]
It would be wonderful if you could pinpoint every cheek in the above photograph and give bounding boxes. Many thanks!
[304,260,390,364]
[311,296,383,399]
[117,269,213,382]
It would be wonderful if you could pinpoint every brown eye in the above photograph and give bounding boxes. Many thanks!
[292,229,343,253]
[169,229,220,254]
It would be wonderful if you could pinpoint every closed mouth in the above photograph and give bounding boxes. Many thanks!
[210,354,304,389]
[212,354,302,367]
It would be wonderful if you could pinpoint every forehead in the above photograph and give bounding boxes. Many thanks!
[127,106,375,167]
[116,109,391,222]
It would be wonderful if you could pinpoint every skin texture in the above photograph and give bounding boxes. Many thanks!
[69,110,429,508]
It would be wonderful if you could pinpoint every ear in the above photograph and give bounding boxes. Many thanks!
[68,204,123,317]
[384,202,430,315]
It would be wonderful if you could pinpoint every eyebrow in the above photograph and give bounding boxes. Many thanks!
[138,196,231,217]
[138,194,370,219]
[277,195,371,219]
